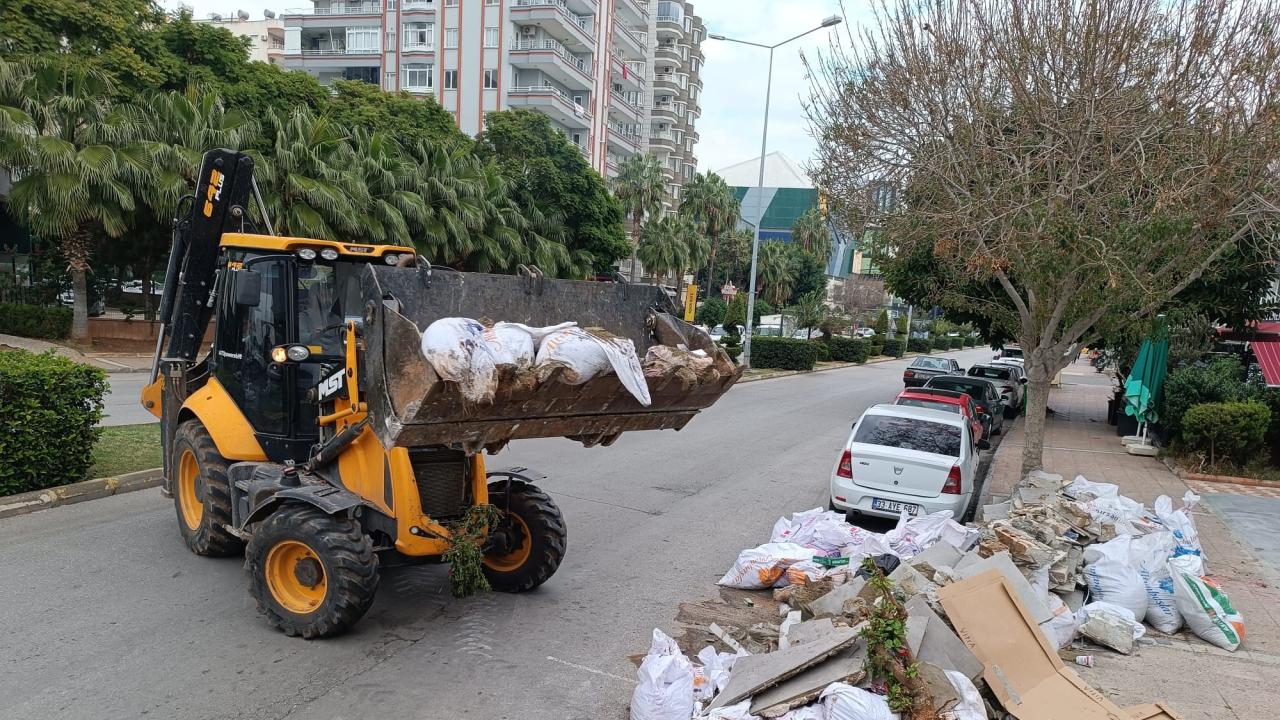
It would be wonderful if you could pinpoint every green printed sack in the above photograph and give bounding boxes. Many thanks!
[1170,555,1244,651]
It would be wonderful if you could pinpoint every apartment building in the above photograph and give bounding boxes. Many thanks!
[194,12,286,65]
[280,0,704,194]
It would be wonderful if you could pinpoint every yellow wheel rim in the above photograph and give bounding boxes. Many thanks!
[177,448,203,531]
[265,540,328,614]
[483,514,532,573]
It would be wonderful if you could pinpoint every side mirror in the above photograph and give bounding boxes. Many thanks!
[1020,377,1028,385]
[234,270,262,307]
[978,438,991,450]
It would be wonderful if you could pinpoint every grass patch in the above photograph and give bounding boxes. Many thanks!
[1167,450,1280,483]
[91,423,162,478]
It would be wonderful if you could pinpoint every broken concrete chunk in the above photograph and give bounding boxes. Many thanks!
[980,501,1011,522]
[708,627,861,709]
[750,642,868,717]
[977,538,1010,558]
[808,575,866,618]
[993,523,1057,567]
[783,617,836,647]
[916,661,962,714]
[904,540,964,577]
[1079,608,1136,655]
[904,594,984,682]
[887,563,939,597]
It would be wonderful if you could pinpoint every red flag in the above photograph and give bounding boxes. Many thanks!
[622,63,629,80]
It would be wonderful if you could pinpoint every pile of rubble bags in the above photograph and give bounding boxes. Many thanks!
[420,318,733,404]
[630,489,1203,719]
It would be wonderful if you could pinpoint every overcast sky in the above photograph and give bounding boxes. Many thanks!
[164,0,867,177]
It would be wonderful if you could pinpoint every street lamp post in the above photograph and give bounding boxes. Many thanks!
[709,15,842,367]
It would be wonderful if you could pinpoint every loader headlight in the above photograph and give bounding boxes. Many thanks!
[385,253,404,265]
[271,344,312,363]
[297,248,317,261]
[320,248,339,261]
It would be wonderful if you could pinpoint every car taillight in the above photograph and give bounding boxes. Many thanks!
[903,370,914,378]
[837,449,853,478]
[975,405,985,414]
[942,465,963,494]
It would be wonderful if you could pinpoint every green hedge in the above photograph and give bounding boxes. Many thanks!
[908,338,931,353]
[813,340,832,362]
[882,339,904,357]
[719,334,742,363]
[867,342,884,358]
[0,350,108,495]
[828,337,869,364]
[932,337,950,350]
[0,303,72,340]
[1182,401,1270,466]
[949,337,964,350]
[751,336,819,371]
[1160,357,1250,442]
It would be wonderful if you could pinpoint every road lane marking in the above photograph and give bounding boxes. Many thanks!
[545,656,634,684]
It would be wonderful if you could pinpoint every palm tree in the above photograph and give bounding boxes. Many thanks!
[791,206,831,260]
[757,241,795,309]
[637,216,689,288]
[613,153,666,281]
[681,216,711,301]
[680,171,739,291]
[0,59,151,342]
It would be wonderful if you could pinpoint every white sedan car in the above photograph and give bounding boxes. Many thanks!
[830,404,979,520]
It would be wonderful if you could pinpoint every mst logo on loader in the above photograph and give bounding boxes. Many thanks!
[202,168,225,218]
[317,370,345,401]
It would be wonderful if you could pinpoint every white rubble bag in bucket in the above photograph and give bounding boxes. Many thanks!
[1083,535,1148,619]
[419,317,498,403]
[536,326,652,406]
[820,682,899,720]
[1170,554,1245,651]
[483,321,576,367]
[630,629,695,720]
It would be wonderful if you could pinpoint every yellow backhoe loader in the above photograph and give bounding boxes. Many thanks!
[140,150,740,637]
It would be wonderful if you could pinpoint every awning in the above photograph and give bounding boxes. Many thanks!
[1253,341,1280,386]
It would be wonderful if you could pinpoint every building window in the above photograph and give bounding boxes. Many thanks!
[404,64,433,89]
[445,29,458,48]
[387,0,397,8]
[486,0,499,4]
[444,69,458,89]
[403,22,434,49]
[445,0,458,5]
[385,71,396,87]
[386,30,395,47]
[484,28,499,47]
[346,28,380,54]
[483,69,498,89]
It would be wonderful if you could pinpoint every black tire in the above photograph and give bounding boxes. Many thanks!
[482,480,566,593]
[1004,403,1018,419]
[245,505,379,639]
[171,419,243,557]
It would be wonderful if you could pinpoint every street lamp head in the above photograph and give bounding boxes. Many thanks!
[821,15,843,28]
[708,33,727,40]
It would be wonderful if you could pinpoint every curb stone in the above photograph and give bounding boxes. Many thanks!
[735,348,977,384]
[0,468,164,520]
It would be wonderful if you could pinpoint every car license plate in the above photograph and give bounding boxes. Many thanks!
[872,498,920,515]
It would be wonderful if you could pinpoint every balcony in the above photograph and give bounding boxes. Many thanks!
[650,101,678,124]
[613,21,646,57]
[608,91,640,121]
[653,72,684,95]
[615,0,647,24]
[400,0,437,13]
[289,46,381,58]
[508,85,593,128]
[654,42,683,64]
[284,3,380,16]
[510,39,594,89]
[611,55,644,90]
[650,129,678,149]
[511,0,596,49]
[608,123,641,154]
[656,14,685,40]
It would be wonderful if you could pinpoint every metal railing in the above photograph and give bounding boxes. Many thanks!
[614,22,647,48]
[294,46,381,55]
[508,85,594,119]
[656,14,682,24]
[650,129,679,142]
[610,91,640,113]
[512,0,593,38]
[285,3,380,15]
[608,122,641,146]
[402,41,435,51]
[510,39,590,76]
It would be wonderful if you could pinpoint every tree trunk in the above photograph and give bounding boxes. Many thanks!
[629,213,641,282]
[1019,348,1075,476]
[706,234,718,297]
[65,230,93,344]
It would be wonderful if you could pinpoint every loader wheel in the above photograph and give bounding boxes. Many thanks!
[482,480,566,593]
[246,505,379,639]
[171,419,243,557]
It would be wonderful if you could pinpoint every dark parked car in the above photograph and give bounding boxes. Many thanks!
[922,375,1007,435]
[903,356,963,388]
[967,364,1027,417]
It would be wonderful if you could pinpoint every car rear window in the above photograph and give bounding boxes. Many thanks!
[969,366,1011,380]
[929,378,985,396]
[854,414,962,457]
[896,398,961,414]
[1001,348,1024,358]
[912,357,951,370]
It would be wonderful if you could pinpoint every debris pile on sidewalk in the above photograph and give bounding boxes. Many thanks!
[629,470,1240,719]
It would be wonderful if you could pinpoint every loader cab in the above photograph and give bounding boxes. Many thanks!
[212,247,382,461]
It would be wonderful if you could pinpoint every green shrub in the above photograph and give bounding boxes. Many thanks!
[1182,401,1270,466]
[908,338,931,353]
[932,336,949,350]
[1160,357,1249,441]
[827,337,869,363]
[0,350,108,495]
[949,337,964,350]
[718,333,742,362]
[882,339,905,357]
[697,297,727,328]
[751,336,819,371]
[0,303,72,340]
[867,342,884,358]
[813,340,832,362]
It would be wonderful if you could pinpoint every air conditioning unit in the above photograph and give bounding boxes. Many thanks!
[521,26,537,38]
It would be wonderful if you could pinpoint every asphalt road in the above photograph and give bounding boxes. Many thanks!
[101,372,157,427]
[0,349,994,720]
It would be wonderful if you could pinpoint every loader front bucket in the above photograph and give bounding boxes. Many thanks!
[359,264,742,451]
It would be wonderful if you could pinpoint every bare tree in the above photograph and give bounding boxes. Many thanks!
[807,0,1280,474]
[835,274,887,319]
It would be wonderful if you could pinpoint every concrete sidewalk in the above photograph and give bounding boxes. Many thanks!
[0,333,152,372]
[984,378,1280,719]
